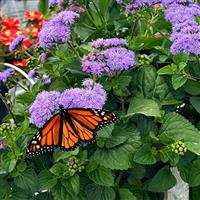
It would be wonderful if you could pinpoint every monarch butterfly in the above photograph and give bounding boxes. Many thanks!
[26,106,117,157]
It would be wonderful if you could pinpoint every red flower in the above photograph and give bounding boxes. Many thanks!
[0,29,21,46]
[1,17,20,31]
[23,26,40,38]
[23,38,32,49]
[13,59,29,68]
[24,11,44,22]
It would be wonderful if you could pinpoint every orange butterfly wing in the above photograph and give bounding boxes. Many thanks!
[26,113,79,157]
[66,108,118,142]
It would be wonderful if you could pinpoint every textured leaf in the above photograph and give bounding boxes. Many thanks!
[190,97,200,113]
[50,163,68,177]
[147,166,176,192]
[160,112,200,155]
[38,170,57,191]
[62,174,80,196]
[133,144,157,165]
[127,97,161,118]
[85,184,115,200]
[180,159,200,187]
[93,125,141,170]
[172,74,187,90]
[137,65,177,105]
[88,166,114,186]
[0,152,16,174]
[14,169,38,194]
[119,188,137,200]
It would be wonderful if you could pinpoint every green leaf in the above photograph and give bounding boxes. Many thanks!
[93,125,141,170]
[118,188,137,200]
[14,169,38,194]
[0,178,10,198]
[38,170,57,191]
[184,80,200,95]
[157,64,177,75]
[190,97,200,113]
[38,0,48,15]
[98,125,114,139]
[180,159,200,187]
[172,52,189,64]
[0,152,16,174]
[171,74,187,90]
[62,174,80,196]
[137,65,177,105]
[160,112,200,155]
[85,184,115,200]
[127,97,161,118]
[12,187,31,200]
[50,163,68,177]
[105,136,127,148]
[87,166,114,187]
[52,181,74,200]
[147,166,177,192]
[133,144,157,165]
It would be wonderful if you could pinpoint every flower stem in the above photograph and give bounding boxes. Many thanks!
[114,171,123,189]
[67,41,82,61]
[0,93,18,127]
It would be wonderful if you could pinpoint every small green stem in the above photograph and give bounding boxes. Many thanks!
[114,171,123,189]
[0,93,18,127]
[90,0,105,25]
[67,41,82,61]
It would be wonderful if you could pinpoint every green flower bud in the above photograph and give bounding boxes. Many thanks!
[174,149,178,154]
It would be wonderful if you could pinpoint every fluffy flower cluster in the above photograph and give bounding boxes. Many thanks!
[125,0,193,15]
[9,34,25,52]
[39,11,79,48]
[91,38,128,49]
[165,3,200,54]
[82,38,135,76]
[0,68,15,83]
[0,140,5,149]
[29,79,106,127]
[48,0,60,5]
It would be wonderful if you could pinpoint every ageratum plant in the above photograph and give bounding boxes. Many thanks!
[1,0,200,199]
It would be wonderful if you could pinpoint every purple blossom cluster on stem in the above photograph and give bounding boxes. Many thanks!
[48,0,60,6]
[9,34,25,52]
[39,11,80,49]
[165,3,200,55]
[29,79,106,128]
[124,0,193,15]
[0,68,15,83]
[82,38,135,76]
[0,140,5,149]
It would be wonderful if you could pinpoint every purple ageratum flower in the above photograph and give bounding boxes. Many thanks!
[104,47,135,71]
[9,35,25,52]
[91,38,128,49]
[0,140,5,149]
[165,3,200,55]
[116,0,123,4]
[43,74,51,84]
[29,79,106,127]
[39,52,48,62]
[0,68,15,83]
[60,79,106,109]
[28,69,36,79]
[29,91,61,128]
[82,41,135,76]
[48,0,60,5]
[52,11,80,26]
[39,22,71,48]
[39,11,79,49]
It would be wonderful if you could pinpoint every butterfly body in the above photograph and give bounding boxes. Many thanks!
[27,107,117,157]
